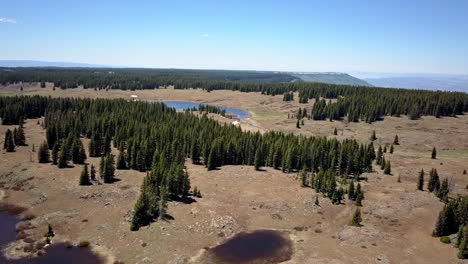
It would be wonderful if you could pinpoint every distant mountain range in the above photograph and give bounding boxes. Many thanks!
[364,75,468,93]
[291,72,372,86]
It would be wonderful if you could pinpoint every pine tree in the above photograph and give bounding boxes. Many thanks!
[428,168,440,192]
[296,119,300,129]
[436,178,450,202]
[71,137,86,164]
[383,145,387,153]
[90,164,96,181]
[15,126,26,146]
[3,129,16,152]
[370,130,377,141]
[116,148,127,169]
[51,143,59,165]
[355,192,363,206]
[100,154,116,183]
[348,181,355,200]
[333,128,338,135]
[348,208,362,227]
[393,135,399,145]
[389,144,394,154]
[57,143,68,168]
[38,141,50,163]
[158,185,168,219]
[459,227,468,259]
[433,203,457,237]
[384,160,391,175]
[376,145,383,165]
[79,165,92,186]
[432,147,437,159]
[254,147,263,171]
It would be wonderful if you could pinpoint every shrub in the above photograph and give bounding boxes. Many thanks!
[440,236,451,244]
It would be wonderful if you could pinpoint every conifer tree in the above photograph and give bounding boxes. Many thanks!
[348,181,355,200]
[57,143,68,168]
[384,160,391,175]
[355,192,363,206]
[100,154,116,183]
[370,130,377,141]
[436,178,450,202]
[38,141,50,163]
[428,168,440,192]
[71,137,86,164]
[158,185,168,220]
[393,135,399,145]
[348,208,362,227]
[15,126,26,146]
[51,143,59,165]
[389,144,394,154]
[333,128,338,135]
[383,145,387,153]
[116,148,127,170]
[90,164,96,181]
[296,119,300,129]
[464,169,467,175]
[432,147,437,159]
[79,165,92,186]
[3,129,16,152]
[254,147,263,171]
[457,225,468,259]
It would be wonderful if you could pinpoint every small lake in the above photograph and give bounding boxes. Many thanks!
[162,101,250,119]
[208,230,293,264]
[0,204,105,264]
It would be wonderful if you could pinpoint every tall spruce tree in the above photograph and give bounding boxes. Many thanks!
[38,141,50,163]
[432,147,437,159]
[79,165,92,186]
[348,207,362,227]
[417,169,424,191]
[3,129,16,152]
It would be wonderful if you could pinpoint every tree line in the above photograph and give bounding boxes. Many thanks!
[2,68,467,123]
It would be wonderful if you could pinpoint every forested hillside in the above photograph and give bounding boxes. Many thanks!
[1,68,468,123]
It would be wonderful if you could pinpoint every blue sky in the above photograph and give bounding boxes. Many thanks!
[1,0,468,74]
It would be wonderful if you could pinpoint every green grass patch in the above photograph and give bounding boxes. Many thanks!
[440,150,468,158]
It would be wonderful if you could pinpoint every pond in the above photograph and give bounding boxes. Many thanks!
[208,230,293,264]
[0,204,105,264]
[162,101,250,119]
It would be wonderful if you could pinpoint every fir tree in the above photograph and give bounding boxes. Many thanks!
[432,147,437,159]
[3,129,16,152]
[15,126,26,146]
[116,148,127,170]
[348,181,355,200]
[348,208,362,227]
[51,143,59,165]
[436,178,450,202]
[100,154,116,183]
[393,135,399,145]
[355,192,363,206]
[57,143,68,168]
[389,144,394,154]
[38,141,50,163]
[296,119,300,129]
[79,165,92,186]
[384,161,392,175]
[158,185,168,220]
[333,128,338,135]
[90,164,96,181]
[370,130,377,141]
[428,168,440,192]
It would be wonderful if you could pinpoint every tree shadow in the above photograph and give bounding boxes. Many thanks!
[171,196,197,204]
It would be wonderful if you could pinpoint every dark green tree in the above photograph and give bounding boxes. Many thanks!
[348,208,362,227]
[3,129,16,152]
[432,147,437,159]
[79,165,92,186]
[38,141,50,163]
[418,169,424,191]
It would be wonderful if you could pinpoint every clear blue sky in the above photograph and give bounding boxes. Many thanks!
[1,0,467,74]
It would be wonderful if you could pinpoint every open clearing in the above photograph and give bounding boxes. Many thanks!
[1,84,468,263]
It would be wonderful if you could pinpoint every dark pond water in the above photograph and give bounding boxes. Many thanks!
[163,101,250,119]
[209,230,293,264]
[0,204,105,264]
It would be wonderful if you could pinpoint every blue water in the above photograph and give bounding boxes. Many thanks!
[162,101,250,119]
